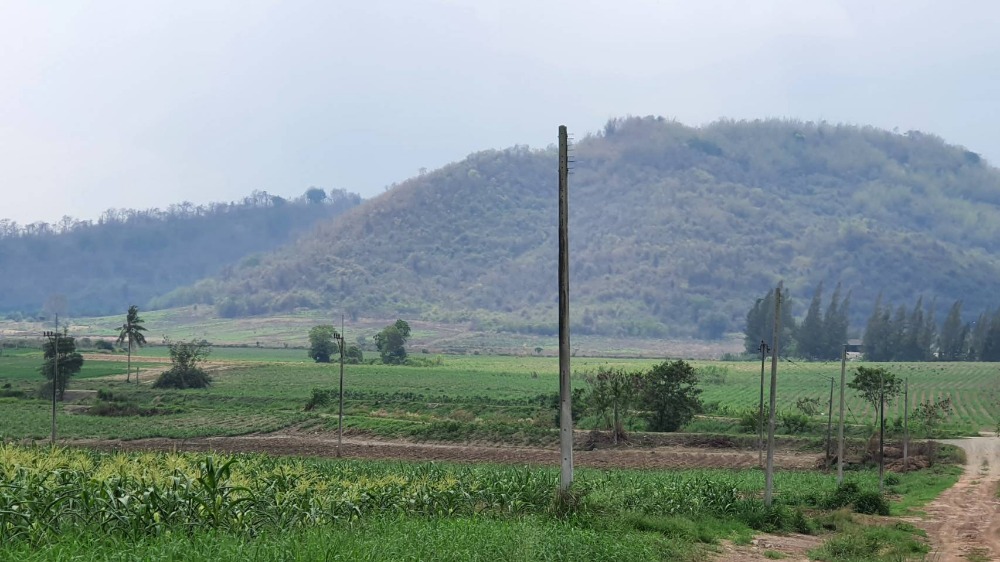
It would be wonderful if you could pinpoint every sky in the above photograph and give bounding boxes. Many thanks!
[2,0,999,225]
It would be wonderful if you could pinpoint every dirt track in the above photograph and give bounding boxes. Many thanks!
[920,435,1000,561]
[71,431,819,471]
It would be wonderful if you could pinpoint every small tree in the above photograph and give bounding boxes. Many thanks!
[40,332,83,400]
[153,340,212,389]
[640,360,703,432]
[586,367,642,443]
[848,366,901,425]
[116,305,147,383]
[912,397,952,464]
[344,345,364,364]
[308,325,339,363]
[375,319,411,365]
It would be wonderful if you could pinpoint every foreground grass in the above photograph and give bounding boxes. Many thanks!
[1,517,686,562]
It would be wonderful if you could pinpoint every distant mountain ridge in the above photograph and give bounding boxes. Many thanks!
[157,117,1000,337]
[14,116,1000,338]
[0,189,361,317]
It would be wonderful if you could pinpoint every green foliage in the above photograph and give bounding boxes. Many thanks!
[307,325,339,363]
[153,340,212,389]
[116,305,147,383]
[641,360,703,432]
[375,319,411,365]
[779,411,812,435]
[344,344,363,364]
[585,367,643,442]
[912,397,952,439]
[39,332,83,400]
[0,191,361,317]
[303,388,334,411]
[848,366,901,424]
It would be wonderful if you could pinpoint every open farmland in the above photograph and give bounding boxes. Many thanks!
[0,348,997,444]
[1,346,998,560]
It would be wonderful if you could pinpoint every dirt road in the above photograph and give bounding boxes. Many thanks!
[921,435,1000,561]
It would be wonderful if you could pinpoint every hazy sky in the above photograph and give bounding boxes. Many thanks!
[2,1,999,224]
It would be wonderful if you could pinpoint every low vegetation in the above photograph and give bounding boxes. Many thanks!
[0,445,958,560]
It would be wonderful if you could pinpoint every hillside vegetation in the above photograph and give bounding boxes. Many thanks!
[169,117,1000,338]
[0,189,360,317]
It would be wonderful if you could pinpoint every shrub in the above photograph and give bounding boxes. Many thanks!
[852,491,890,515]
[94,340,115,351]
[153,340,212,390]
[822,482,861,510]
[779,411,812,434]
[304,389,334,411]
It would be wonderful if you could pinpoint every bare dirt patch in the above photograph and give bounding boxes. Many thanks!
[715,533,822,562]
[68,430,819,470]
[919,434,1000,561]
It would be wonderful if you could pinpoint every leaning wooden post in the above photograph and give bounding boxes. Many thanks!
[764,282,782,507]
[558,125,573,492]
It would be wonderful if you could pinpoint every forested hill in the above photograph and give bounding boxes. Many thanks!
[165,117,1000,338]
[0,189,361,317]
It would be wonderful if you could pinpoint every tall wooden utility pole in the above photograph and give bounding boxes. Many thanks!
[837,343,847,484]
[557,125,574,492]
[764,282,782,506]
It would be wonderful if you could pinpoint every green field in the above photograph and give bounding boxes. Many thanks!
[0,348,997,442]
[0,445,958,561]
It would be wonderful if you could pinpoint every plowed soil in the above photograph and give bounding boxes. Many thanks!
[72,430,819,470]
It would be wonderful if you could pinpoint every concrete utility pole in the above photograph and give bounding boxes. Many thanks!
[764,282,782,506]
[558,125,574,492]
[879,383,886,492]
[826,377,834,471]
[335,317,345,458]
[44,314,59,446]
[837,343,847,484]
[758,340,769,468]
[903,378,909,473]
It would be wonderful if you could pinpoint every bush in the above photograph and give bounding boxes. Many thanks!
[779,411,812,434]
[739,407,765,434]
[822,482,861,510]
[304,389,334,411]
[94,340,115,351]
[852,491,890,515]
[153,340,212,390]
[153,368,211,390]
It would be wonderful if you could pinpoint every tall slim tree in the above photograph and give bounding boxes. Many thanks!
[798,283,825,360]
[938,301,966,361]
[823,286,851,360]
[116,305,147,383]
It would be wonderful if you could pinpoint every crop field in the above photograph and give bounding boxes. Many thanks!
[0,347,997,443]
[0,444,959,561]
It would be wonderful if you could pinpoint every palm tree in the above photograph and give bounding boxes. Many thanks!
[116,305,147,384]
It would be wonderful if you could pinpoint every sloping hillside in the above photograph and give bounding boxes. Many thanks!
[162,118,1000,337]
[0,189,361,317]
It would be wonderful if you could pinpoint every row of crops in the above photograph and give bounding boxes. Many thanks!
[0,444,897,545]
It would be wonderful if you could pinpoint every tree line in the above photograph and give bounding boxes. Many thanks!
[745,283,1000,361]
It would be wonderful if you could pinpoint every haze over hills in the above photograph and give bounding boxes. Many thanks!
[0,189,361,318]
[151,117,1000,338]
